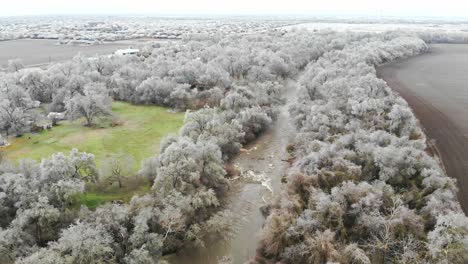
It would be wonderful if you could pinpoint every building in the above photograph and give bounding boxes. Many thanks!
[114,48,140,56]
[47,112,66,126]
[47,112,65,120]
[31,120,52,132]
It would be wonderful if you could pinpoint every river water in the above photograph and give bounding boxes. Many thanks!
[167,82,297,264]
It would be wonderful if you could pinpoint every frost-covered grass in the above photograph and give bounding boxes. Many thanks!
[3,101,184,172]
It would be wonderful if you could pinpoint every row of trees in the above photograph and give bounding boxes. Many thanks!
[254,33,468,263]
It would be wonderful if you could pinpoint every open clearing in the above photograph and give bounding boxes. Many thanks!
[3,101,184,170]
[0,39,151,68]
[2,101,184,208]
[378,44,468,212]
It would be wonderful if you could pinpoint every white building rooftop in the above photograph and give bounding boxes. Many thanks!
[114,48,140,56]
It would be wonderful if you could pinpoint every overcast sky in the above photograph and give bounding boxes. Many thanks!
[1,0,468,18]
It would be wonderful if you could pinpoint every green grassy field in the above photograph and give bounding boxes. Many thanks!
[4,101,184,169]
[78,180,152,209]
[2,101,184,208]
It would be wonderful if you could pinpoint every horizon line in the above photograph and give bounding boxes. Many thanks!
[1,13,468,21]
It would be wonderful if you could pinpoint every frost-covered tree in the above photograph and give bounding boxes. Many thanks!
[65,84,112,126]
[7,59,24,72]
[135,77,175,105]
[101,153,135,188]
[254,32,466,264]
[139,156,160,182]
[41,222,115,264]
[19,69,50,102]
[0,149,95,262]
[0,81,38,136]
[427,212,468,263]
[11,196,61,246]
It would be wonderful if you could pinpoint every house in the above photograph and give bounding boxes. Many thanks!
[47,112,66,126]
[32,120,53,133]
[47,112,65,120]
[114,48,140,56]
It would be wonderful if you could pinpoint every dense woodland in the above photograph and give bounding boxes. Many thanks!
[0,28,467,264]
[0,16,300,43]
[254,33,468,264]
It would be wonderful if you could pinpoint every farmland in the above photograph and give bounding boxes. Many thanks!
[378,43,468,211]
[0,39,153,68]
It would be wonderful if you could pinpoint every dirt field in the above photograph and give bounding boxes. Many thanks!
[0,39,150,68]
[378,44,468,212]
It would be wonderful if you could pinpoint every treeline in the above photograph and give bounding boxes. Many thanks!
[418,31,468,44]
[253,35,468,263]
[0,30,335,263]
[0,16,297,43]
[374,29,468,44]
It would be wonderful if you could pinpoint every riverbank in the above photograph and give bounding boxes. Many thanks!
[377,44,468,212]
[166,81,297,264]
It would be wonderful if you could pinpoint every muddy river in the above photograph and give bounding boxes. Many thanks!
[167,83,297,264]
[167,43,468,264]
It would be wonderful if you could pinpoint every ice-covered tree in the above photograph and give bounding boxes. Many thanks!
[7,59,24,72]
[65,84,112,126]
[0,81,38,136]
[101,153,135,188]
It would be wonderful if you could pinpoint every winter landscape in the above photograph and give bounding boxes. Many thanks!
[0,1,467,264]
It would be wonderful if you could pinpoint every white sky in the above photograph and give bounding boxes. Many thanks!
[1,0,468,18]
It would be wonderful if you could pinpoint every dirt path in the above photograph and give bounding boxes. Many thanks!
[377,66,468,213]
[166,82,297,264]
